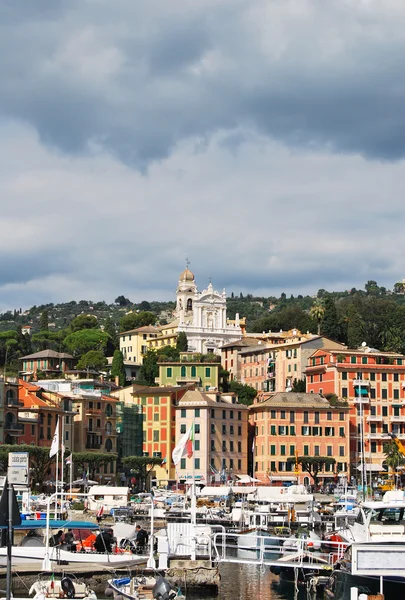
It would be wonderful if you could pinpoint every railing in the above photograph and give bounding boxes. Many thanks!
[4,422,24,433]
[353,379,370,387]
[85,443,101,450]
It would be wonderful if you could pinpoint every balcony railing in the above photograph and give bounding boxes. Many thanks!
[4,422,24,433]
[367,415,383,422]
[85,443,101,450]
[176,376,201,383]
[391,415,405,421]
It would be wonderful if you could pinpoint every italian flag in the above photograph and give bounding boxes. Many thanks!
[172,423,195,465]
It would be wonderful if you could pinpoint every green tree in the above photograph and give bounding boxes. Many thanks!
[176,332,188,352]
[111,349,126,386]
[70,314,98,331]
[137,350,159,386]
[119,311,157,332]
[229,381,257,406]
[31,330,66,353]
[115,295,131,306]
[309,300,325,336]
[287,456,336,489]
[383,440,405,474]
[292,378,306,392]
[76,350,108,371]
[343,304,364,349]
[63,329,110,357]
[104,317,119,352]
[40,310,49,331]
[321,295,342,341]
[122,456,164,491]
[73,452,117,480]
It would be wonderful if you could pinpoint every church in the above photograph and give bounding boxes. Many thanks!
[174,266,243,355]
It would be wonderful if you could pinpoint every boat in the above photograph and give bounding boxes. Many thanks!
[107,575,185,600]
[30,575,98,600]
[0,520,147,566]
[324,542,405,599]
[282,527,322,552]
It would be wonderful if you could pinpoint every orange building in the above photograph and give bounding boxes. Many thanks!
[130,385,191,486]
[305,347,405,481]
[250,392,350,486]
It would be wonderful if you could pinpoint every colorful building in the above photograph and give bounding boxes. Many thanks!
[156,353,221,390]
[174,390,249,483]
[239,331,345,393]
[249,392,350,486]
[305,346,405,480]
[20,350,75,381]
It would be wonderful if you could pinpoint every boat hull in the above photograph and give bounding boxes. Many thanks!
[324,568,405,599]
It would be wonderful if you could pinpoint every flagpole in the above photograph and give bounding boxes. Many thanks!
[190,420,196,561]
[69,458,73,498]
[61,415,65,505]
[54,444,59,520]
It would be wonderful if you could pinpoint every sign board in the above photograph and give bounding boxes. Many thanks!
[352,543,405,577]
[8,452,29,469]
[7,467,29,485]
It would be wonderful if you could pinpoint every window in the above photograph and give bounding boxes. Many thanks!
[195,408,200,417]
[394,373,399,382]
[290,445,295,456]
[180,458,186,470]
[327,446,332,457]
[222,425,227,435]
[280,445,286,456]
[339,412,344,421]
[339,427,345,437]
[351,356,356,364]
[281,410,286,419]
[222,441,227,451]
[382,406,388,417]
[339,446,345,457]
[371,441,377,453]
[211,424,215,434]
[393,406,400,417]
[238,441,242,452]
[313,427,322,436]
[180,424,186,434]
[314,445,320,456]
[303,445,309,456]
[302,426,311,436]
[195,440,200,451]
[195,424,200,434]
[290,425,295,435]
[394,389,400,400]
[230,410,234,420]
[382,389,387,400]
[154,413,159,421]
[278,426,288,435]
[194,458,200,469]
[238,459,242,470]
[211,440,215,451]
[370,405,376,416]
[362,356,368,364]
[315,412,320,424]
[342,372,347,380]
[382,373,387,382]
[327,411,332,421]
[290,411,295,423]
[370,388,376,399]
[271,425,276,435]
[370,372,376,381]
[270,461,276,471]
[222,410,226,419]
[153,430,159,441]
[191,366,196,377]
[167,367,172,378]
[230,425,234,435]
[342,387,348,398]
[205,367,211,377]
[238,426,242,435]
[238,411,242,420]
[271,410,276,419]
[230,441,234,452]
[211,409,215,418]
[181,366,186,377]
[304,411,309,424]
[325,427,335,436]
[270,445,276,456]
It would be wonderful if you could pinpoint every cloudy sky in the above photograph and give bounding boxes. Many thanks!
[1,0,404,311]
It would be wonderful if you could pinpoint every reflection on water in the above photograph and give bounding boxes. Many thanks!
[187,562,309,600]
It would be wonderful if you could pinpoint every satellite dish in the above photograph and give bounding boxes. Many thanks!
[361,342,367,347]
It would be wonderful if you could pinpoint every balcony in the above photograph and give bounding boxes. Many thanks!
[367,415,384,422]
[353,379,370,387]
[85,443,101,450]
[176,376,201,384]
[4,422,24,435]
[86,426,102,433]
[85,408,102,416]
[390,415,405,421]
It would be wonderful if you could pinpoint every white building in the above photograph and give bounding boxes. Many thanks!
[175,267,242,355]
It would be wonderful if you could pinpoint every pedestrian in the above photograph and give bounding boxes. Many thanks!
[94,528,115,553]
[135,525,149,554]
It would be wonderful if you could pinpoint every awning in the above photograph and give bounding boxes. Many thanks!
[355,388,369,396]
[357,463,385,472]
[197,486,232,497]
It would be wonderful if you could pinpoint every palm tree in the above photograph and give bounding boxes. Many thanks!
[384,440,405,485]
[310,300,326,336]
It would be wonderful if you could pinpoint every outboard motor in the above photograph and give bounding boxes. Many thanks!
[152,577,177,600]
[61,576,76,599]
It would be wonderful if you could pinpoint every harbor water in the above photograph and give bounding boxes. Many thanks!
[187,563,303,600]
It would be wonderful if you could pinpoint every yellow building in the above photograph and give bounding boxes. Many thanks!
[120,321,178,365]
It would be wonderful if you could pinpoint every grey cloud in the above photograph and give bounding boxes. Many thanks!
[0,1,404,167]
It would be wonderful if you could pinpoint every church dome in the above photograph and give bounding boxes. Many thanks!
[179,267,195,282]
